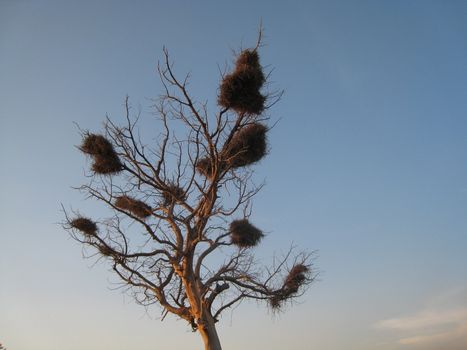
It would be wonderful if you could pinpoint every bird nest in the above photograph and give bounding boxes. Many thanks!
[196,123,268,177]
[218,49,266,115]
[70,217,97,236]
[195,157,215,178]
[270,264,310,309]
[283,264,309,293]
[222,123,267,168]
[162,183,186,206]
[229,219,264,248]
[80,133,123,175]
[114,195,152,219]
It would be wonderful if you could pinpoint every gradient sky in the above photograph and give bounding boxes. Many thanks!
[1,1,467,349]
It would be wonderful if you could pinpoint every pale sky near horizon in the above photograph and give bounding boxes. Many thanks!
[1,1,467,349]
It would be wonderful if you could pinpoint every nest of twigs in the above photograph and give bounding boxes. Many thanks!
[196,123,268,177]
[284,264,309,293]
[218,49,266,115]
[270,264,310,309]
[222,123,267,168]
[195,157,217,178]
[70,217,97,236]
[80,133,123,175]
[114,196,152,219]
[230,219,264,248]
[161,183,186,206]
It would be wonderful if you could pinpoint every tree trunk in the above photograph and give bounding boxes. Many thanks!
[181,252,222,350]
[198,314,222,350]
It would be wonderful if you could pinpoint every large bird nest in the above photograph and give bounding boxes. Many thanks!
[114,196,152,219]
[70,217,98,236]
[218,49,266,115]
[80,133,123,175]
[222,123,267,168]
[196,123,267,177]
[270,264,310,309]
[162,183,186,206]
[229,219,264,248]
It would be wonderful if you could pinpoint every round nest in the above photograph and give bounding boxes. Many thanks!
[229,219,264,248]
[218,49,266,115]
[80,134,114,156]
[162,183,186,206]
[70,217,97,236]
[222,123,267,168]
[91,156,123,174]
[80,133,123,175]
[114,196,152,219]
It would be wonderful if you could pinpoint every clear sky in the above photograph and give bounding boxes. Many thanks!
[1,1,467,349]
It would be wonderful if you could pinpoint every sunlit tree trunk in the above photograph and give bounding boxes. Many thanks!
[199,314,222,350]
[182,253,223,350]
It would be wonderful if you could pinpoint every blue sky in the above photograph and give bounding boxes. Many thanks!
[1,1,466,349]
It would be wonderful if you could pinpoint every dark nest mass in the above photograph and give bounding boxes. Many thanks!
[80,133,123,175]
[196,123,267,177]
[162,183,186,206]
[114,196,152,219]
[270,264,310,309]
[283,264,309,293]
[229,219,264,248]
[70,217,97,236]
[218,49,266,115]
[222,123,267,168]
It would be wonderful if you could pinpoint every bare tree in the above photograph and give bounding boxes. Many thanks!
[64,32,314,350]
